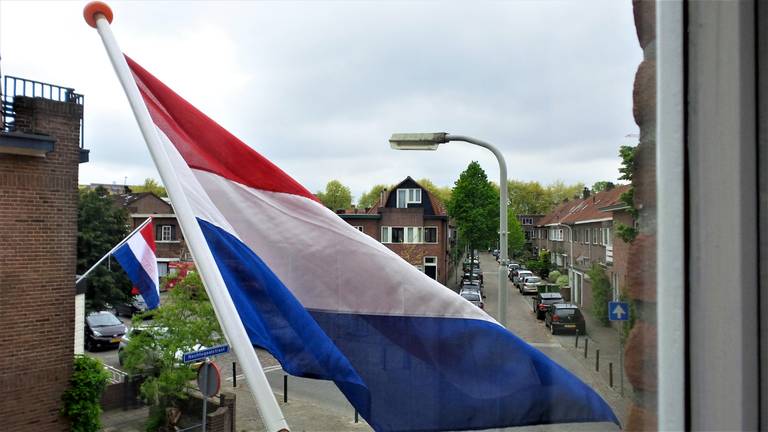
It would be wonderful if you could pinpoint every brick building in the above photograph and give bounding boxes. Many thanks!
[338,177,455,285]
[0,76,87,430]
[517,214,544,250]
[112,192,188,276]
[530,185,632,311]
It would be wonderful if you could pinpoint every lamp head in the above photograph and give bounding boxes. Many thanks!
[389,132,448,150]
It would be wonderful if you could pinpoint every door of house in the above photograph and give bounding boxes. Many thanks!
[424,256,437,280]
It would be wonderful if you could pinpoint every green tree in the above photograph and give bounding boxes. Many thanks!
[123,272,224,430]
[587,263,611,325]
[507,180,549,215]
[616,144,639,242]
[132,178,167,197]
[447,162,499,270]
[316,180,353,211]
[78,186,132,311]
[358,184,389,209]
[507,208,526,258]
[591,181,615,193]
[417,178,452,205]
[546,180,585,207]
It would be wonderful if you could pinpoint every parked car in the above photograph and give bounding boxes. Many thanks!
[84,311,126,351]
[459,289,484,309]
[545,303,587,335]
[118,324,207,368]
[462,268,484,285]
[521,276,542,294]
[114,295,148,317]
[461,280,484,298]
[532,292,564,319]
[514,270,533,288]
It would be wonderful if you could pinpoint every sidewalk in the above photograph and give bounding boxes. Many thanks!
[564,307,635,403]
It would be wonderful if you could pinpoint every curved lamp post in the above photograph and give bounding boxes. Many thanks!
[389,133,509,327]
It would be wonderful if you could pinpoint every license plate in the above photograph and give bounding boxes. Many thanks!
[564,325,576,328]
[111,337,122,343]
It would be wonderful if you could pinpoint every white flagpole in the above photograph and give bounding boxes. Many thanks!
[83,3,289,431]
[77,216,152,284]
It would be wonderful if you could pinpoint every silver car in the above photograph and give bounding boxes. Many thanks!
[521,276,542,295]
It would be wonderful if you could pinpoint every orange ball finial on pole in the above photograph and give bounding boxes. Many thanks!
[83,1,113,28]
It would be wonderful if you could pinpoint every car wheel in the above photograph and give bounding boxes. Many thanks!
[550,325,556,335]
[85,337,93,352]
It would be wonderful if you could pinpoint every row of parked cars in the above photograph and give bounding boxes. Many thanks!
[459,257,485,309]
[507,261,587,335]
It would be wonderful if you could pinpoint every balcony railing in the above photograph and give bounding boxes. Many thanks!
[1,75,85,148]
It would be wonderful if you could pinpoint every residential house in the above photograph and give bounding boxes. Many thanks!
[338,177,454,285]
[517,214,545,250]
[530,185,632,312]
[112,192,188,277]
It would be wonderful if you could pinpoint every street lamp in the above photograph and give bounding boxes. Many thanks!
[389,132,509,327]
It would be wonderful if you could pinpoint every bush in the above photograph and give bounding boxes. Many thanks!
[61,355,110,432]
[548,270,561,283]
[587,263,611,326]
[556,275,569,287]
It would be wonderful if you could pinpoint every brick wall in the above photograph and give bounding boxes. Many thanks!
[625,0,658,429]
[0,96,83,430]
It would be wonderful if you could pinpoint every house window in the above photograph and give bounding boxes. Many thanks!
[584,228,590,244]
[396,188,422,208]
[157,225,175,242]
[521,217,534,225]
[592,228,599,244]
[353,226,364,233]
[381,227,391,243]
[157,262,169,277]
[405,227,422,243]
[424,227,438,243]
[391,227,404,243]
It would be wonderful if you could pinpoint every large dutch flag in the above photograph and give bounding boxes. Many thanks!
[112,218,160,309]
[125,55,618,431]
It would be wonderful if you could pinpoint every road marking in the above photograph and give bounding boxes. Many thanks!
[528,342,561,348]
[225,364,283,381]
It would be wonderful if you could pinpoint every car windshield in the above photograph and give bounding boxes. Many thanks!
[525,277,541,284]
[461,293,480,302]
[556,309,577,317]
[87,313,121,327]
[544,297,563,304]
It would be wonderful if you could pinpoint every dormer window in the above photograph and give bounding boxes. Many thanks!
[396,188,422,208]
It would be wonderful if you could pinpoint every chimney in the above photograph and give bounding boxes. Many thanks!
[581,187,591,199]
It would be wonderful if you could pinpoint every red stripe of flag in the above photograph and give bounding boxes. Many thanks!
[140,219,156,252]
[125,55,318,203]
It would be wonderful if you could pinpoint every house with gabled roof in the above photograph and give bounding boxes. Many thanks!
[530,185,632,311]
[337,177,455,285]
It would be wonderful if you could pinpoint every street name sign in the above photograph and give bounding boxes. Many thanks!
[608,301,629,321]
[182,344,230,363]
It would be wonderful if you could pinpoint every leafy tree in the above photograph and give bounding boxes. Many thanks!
[78,186,132,311]
[507,179,585,216]
[417,178,452,205]
[615,145,639,242]
[447,162,499,272]
[525,250,551,278]
[358,184,390,209]
[61,355,110,432]
[547,180,585,206]
[123,272,224,429]
[132,178,167,197]
[316,180,353,211]
[591,181,615,193]
[587,263,611,325]
[507,208,526,258]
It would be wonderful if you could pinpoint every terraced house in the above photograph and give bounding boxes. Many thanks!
[337,177,454,285]
[530,185,633,312]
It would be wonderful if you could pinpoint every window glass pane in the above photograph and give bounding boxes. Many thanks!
[392,227,404,243]
[397,189,406,208]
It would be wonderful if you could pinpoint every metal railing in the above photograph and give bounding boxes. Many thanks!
[104,364,128,384]
[1,75,85,148]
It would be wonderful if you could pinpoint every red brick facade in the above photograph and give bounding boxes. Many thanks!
[0,96,83,430]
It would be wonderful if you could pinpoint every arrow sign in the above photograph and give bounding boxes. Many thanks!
[608,301,629,321]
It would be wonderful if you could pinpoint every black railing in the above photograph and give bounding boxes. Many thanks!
[1,75,85,148]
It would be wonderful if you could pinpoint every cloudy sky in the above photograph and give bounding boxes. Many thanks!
[0,1,640,202]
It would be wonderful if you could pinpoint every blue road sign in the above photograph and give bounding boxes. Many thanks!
[182,344,229,363]
[608,301,630,321]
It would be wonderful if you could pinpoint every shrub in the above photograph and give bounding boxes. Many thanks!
[548,270,561,283]
[556,275,569,287]
[61,355,110,432]
[587,263,611,326]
